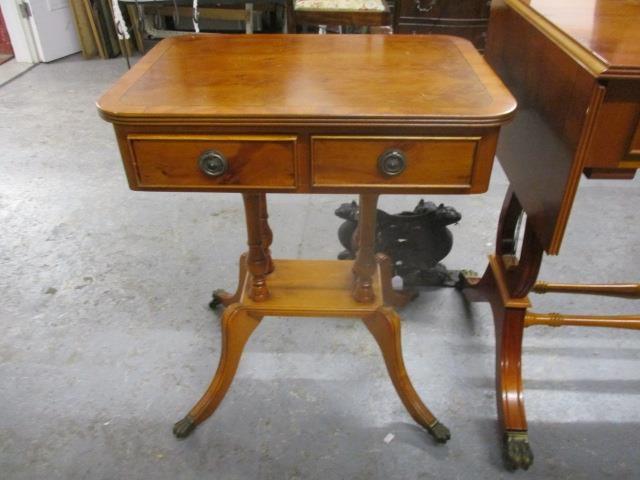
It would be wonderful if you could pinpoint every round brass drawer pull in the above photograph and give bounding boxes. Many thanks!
[378,149,406,176]
[198,150,228,177]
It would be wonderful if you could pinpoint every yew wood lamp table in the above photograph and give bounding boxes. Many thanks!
[97,34,515,446]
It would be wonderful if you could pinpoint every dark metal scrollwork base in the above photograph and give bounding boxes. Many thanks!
[335,199,462,287]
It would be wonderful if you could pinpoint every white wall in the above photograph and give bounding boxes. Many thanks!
[0,0,38,62]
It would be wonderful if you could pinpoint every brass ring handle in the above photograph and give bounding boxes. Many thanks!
[414,0,436,13]
[198,150,228,177]
[378,149,406,176]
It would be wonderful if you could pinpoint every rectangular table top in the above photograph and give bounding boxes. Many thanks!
[97,34,515,127]
[505,0,640,79]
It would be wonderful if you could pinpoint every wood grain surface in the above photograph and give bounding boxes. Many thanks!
[487,2,603,254]
[97,34,516,126]
[311,136,479,191]
[505,0,640,78]
[238,259,384,317]
[585,80,640,169]
[128,134,297,190]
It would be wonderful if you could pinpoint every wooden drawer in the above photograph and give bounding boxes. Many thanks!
[583,80,640,174]
[311,136,485,192]
[631,119,640,158]
[396,0,490,20]
[126,135,297,190]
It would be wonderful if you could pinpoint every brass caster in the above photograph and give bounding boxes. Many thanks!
[427,421,451,444]
[503,431,534,470]
[173,415,197,439]
[209,289,227,310]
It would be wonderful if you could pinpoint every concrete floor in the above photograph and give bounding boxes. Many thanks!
[0,59,34,88]
[1,54,639,480]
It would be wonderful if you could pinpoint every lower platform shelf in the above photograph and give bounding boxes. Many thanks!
[239,259,384,317]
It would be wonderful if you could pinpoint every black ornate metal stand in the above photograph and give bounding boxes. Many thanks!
[335,199,462,287]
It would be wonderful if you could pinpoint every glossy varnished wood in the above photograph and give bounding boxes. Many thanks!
[585,80,640,170]
[632,121,640,156]
[486,4,603,254]
[128,134,297,190]
[258,194,274,275]
[524,312,640,330]
[311,135,486,192]
[362,306,450,441]
[238,259,382,316]
[352,194,379,303]
[174,304,263,438]
[488,1,640,254]
[242,193,270,301]
[459,256,533,470]
[505,0,640,78]
[118,129,504,194]
[480,0,640,469]
[179,257,450,442]
[97,34,515,125]
[98,33,513,450]
[100,35,515,195]
[533,281,640,298]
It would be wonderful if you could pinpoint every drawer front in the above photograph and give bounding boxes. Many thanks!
[311,136,482,192]
[127,135,297,190]
[396,0,490,20]
[584,80,640,170]
[629,116,640,159]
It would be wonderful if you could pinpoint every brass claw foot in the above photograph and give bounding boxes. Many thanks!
[173,415,197,439]
[427,421,451,444]
[503,431,534,470]
[209,289,228,310]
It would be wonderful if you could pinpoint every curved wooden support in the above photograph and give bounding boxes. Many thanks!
[459,258,533,469]
[495,186,524,257]
[533,281,640,298]
[502,221,544,298]
[210,252,249,309]
[494,306,528,432]
[362,306,450,443]
[352,194,379,303]
[494,188,544,299]
[473,264,529,434]
[376,253,418,308]
[173,304,262,438]
[488,283,532,469]
[525,311,640,330]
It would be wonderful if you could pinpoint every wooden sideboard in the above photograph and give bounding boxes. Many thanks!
[394,0,490,50]
[460,0,640,471]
